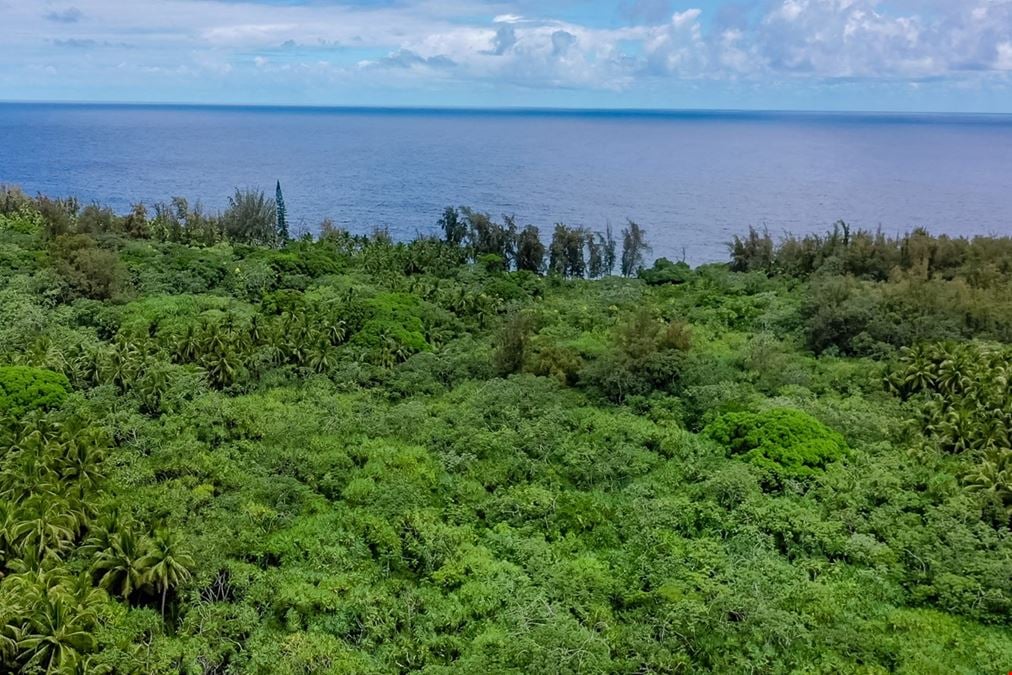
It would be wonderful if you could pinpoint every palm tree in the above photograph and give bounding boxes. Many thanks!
[173,323,202,363]
[966,448,1012,524]
[55,436,106,499]
[139,530,195,619]
[306,339,336,374]
[134,361,170,416]
[17,591,97,674]
[91,527,152,600]
[325,318,348,346]
[10,502,77,563]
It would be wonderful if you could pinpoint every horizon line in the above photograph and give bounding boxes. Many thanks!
[2,98,1012,118]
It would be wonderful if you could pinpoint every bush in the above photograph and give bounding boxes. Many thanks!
[50,234,129,300]
[639,258,693,285]
[352,293,430,365]
[704,408,847,485]
[0,365,70,417]
[0,207,44,235]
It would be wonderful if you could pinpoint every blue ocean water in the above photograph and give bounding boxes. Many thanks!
[2,102,1012,263]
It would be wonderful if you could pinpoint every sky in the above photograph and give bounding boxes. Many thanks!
[2,0,1012,112]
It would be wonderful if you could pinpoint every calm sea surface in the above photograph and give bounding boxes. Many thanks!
[2,103,1012,263]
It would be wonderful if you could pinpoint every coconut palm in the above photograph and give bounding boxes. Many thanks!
[16,591,98,674]
[10,502,77,563]
[91,527,152,600]
[965,448,1012,523]
[140,529,195,618]
[306,339,336,374]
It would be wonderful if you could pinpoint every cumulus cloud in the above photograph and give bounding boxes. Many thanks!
[551,30,576,57]
[753,0,1012,80]
[485,25,517,55]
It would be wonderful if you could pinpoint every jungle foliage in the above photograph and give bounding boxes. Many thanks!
[1,183,1011,673]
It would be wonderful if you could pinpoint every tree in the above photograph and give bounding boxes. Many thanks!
[140,530,195,618]
[463,209,514,268]
[0,367,69,418]
[91,527,152,600]
[549,224,586,278]
[222,188,276,246]
[705,408,847,487]
[621,220,650,277]
[603,223,617,275]
[123,203,149,238]
[49,234,129,300]
[586,231,606,278]
[516,225,545,274]
[438,206,467,248]
[3,570,103,673]
[275,181,289,244]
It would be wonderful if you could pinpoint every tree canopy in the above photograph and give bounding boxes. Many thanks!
[1,183,1011,672]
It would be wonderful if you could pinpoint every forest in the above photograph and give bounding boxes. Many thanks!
[1,184,1010,674]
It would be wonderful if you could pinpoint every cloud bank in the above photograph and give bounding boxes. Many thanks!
[2,0,1011,108]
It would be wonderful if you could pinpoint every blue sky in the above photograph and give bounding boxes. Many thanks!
[2,0,1012,111]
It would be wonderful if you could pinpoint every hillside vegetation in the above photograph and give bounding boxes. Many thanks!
[1,186,1011,673]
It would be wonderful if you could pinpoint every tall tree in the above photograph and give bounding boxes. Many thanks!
[463,208,514,269]
[516,225,545,273]
[438,206,467,249]
[621,220,650,277]
[603,223,617,275]
[275,181,289,244]
[501,214,519,270]
[586,231,606,278]
[549,224,586,278]
[140,530,195,619]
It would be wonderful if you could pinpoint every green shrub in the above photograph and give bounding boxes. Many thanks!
[351,293,430,365]
[705,408,846,484]
[639,258,693,285]
[0,365,70,417]
[0,207,44,235]
[50,234,129,300]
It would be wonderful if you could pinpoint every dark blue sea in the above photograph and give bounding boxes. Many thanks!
[2,102,1012,263]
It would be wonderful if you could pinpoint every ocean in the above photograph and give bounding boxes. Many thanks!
[2,102,1012,263]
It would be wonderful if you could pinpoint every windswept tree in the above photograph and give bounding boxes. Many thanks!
[275,180,289,244]
[587,231,607,278]
[516,225,545,273]
[549,224,586,278]
[222,188,276,246]
[463,208,515,269]
[501,214,520,269]
[438,206,467,248]
[123,203,149,238]
[603,223,617,275]
[621,220,650,277]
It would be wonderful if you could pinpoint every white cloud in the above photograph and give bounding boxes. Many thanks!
[1,0,1011,101]
[672,8,701,28]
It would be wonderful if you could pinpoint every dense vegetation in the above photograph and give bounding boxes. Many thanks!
[1,186,1011,673]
